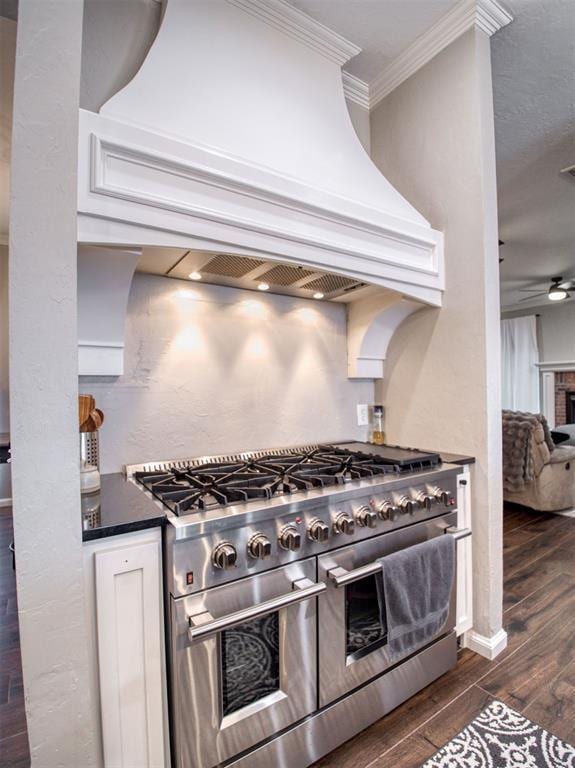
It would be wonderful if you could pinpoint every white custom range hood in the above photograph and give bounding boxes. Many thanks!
[77,0,444,378]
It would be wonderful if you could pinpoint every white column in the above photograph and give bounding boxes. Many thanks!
[541,371,556,428]
[371,28,507,657]
[9,0,98,764]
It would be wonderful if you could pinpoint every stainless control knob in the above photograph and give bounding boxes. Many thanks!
[278,525,302,551]
[355,505,378,528]
[431,487,454,506]
[248,533,272,560]
[376,499,400,521]
[413,490,434,511]
[212,541,237,570]
[398,496,416,515]
[308,518,330,543]
[333,512,355,535]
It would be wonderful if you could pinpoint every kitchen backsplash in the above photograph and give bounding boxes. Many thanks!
[80,273,374,474]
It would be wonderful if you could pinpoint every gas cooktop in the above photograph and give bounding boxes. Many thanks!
[132,443,441,516]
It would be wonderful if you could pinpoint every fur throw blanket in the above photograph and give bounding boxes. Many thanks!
[502,411,553,492]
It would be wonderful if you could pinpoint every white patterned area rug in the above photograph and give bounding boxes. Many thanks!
[421,700,575,767]
[555,508,575,518]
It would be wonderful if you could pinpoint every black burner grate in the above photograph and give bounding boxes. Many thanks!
[134,445,439,516]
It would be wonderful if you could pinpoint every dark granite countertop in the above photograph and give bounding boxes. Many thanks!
[82,472,167,542]
[437,451,475,466]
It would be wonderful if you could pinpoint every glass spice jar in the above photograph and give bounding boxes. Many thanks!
[371,405,385,445]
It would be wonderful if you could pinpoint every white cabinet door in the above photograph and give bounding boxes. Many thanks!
[92,533,167,768]
[455,467,473,637]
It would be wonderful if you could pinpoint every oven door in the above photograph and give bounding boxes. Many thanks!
[170,557,324,768]
[318,512,459,708]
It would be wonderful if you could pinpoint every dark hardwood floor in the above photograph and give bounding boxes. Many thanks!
[314,505,575,768]
[0,505,573,768]
[0,508,29,768]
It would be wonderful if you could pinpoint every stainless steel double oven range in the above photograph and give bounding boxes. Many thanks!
[127,442,470,768]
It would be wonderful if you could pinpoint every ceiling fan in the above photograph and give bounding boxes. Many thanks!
[519,276,574,302]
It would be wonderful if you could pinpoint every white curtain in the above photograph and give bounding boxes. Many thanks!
[501,316,540,412]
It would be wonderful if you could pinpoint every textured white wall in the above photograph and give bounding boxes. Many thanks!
[503,303,575,364]
[0,18,16,238]
[0,246,9,499]
[0,15,14,501]
[371,30,504,643]
[80,274,373,472]
[9,1,97,763]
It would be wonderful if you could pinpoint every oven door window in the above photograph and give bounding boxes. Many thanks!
[345,573,387,660]
[221,612,280,716]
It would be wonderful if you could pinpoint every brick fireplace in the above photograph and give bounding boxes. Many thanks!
[554,372,575,425]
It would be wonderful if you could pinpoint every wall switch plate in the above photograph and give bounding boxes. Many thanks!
[356,404,369,427]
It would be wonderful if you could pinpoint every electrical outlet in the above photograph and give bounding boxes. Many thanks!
[356,404,369,427]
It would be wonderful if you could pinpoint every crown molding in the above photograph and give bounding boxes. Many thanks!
[475,0,514,35]
[370,0,513,108]
[342,71,370,110]
[227,0,361,66]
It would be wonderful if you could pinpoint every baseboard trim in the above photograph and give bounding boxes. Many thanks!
[0,497,12,508]
[465,628,508,660]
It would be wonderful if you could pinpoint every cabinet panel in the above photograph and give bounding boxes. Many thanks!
[455,468,473,637]
[95,540,166,768]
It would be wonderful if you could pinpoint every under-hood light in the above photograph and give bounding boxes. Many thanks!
[257,282,270,291]
[188,271,202,281]
[313,292,324,300]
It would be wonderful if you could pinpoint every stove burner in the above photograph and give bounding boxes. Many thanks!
[134,445,440,516]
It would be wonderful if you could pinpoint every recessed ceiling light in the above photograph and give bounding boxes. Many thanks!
[188,271,202,281]
[313,292,324,300]
[257,282,270,291]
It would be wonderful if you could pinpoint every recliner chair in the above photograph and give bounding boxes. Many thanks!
[502,410,575,512]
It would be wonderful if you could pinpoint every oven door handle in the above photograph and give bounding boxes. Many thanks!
[445,526,472,541]
[328,526,472,588]
[327,561,383,588]
[187,578,327,643]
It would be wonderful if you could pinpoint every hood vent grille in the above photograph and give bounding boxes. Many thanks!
[258,264,315,286]
[304,274,361,293]
[203,254,265,277]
